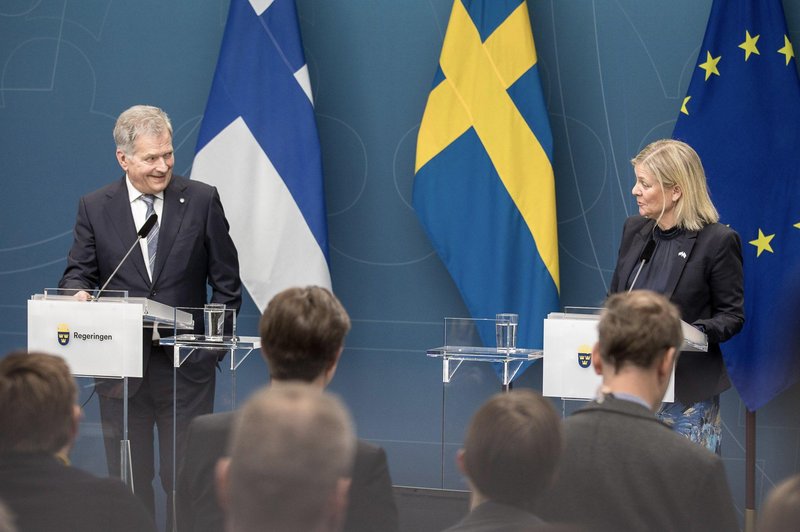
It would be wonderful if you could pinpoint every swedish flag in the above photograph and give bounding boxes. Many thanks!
[413,0,559,367]
[673,0,800,410]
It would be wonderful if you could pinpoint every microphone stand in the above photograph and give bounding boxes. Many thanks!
[628,238,656,293]
[93,213,158,301]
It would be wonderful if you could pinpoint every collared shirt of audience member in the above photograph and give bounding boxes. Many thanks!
[444,389,566,532]
[58,104,242,521]
[537,290,739,531]
[609,139,745,454]
[176,286,398,532]
[0,352,156,532]
[217,384,356,532]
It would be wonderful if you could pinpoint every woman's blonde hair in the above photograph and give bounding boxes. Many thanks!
[631,139,719,231]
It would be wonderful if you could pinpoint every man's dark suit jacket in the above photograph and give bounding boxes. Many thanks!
[536,396,739,532]
[609,216,744,404]
[176,411,399,532]
[443,501,548,532]
[59,175,242,395]
[0,452,156,532]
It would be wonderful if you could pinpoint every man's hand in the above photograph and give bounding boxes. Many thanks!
[73,290,92,301]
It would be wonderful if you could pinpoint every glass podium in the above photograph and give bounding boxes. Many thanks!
[159,306,259,531]
[160,305,261,409]
[425,317,543,489]
[426,317,543,389]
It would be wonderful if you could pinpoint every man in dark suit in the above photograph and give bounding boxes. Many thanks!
[0,351,156,532]
[537,290,738,532]
[176,286,398,532]
[58,105,242,518]
[444,389,563,532]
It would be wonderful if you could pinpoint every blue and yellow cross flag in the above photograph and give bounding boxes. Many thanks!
[413,0,559,377]
[673,0,800,411]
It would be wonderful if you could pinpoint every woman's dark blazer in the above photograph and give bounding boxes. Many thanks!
[609,216,745,404]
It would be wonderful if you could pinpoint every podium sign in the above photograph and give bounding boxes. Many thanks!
[543,312,676,402]
[28,299,143,378]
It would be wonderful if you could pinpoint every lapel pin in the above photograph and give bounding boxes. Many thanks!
[179,198,185,204]
[678,251,687,259]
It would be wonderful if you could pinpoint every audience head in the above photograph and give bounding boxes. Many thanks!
[759,474,800,532]
[220,383,356,532]
[630,138,719,231]
[460,389,562,512]
[259,286,351,384]
[597,290,683,373]
[0,499,17,532]
[0,351,78,455]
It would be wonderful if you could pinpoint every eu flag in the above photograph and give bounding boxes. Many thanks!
[413,0,559,374]
[673,0,800,411]
[192,0,331,312]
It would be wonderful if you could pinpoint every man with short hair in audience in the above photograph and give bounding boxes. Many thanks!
[0,351,155,532]
[444,389,563,531]
[177,286,398,532]
[217,383,356,532]
[537,290,738,531]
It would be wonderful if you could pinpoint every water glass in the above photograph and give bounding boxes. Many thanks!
[204,303,226,342]
[495,313,519,351]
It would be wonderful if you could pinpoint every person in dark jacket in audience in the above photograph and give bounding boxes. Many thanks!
[537,290,738,532]
[444,389,563,532]
[177,286,398,532]
[0,351,155,532]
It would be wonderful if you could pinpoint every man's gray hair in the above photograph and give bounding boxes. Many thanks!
[113,105,173,155]
[226,383,356,532]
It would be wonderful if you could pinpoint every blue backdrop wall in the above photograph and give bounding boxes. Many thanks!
[2,0,800,525]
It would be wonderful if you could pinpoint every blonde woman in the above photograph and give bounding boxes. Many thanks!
[609,139,744,454]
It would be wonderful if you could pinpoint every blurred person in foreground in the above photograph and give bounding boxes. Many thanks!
[444,389,563,532]
[0,500,16,532]
[758,473,800,532]
[177,286,398,532]
[537,291,738,532]
[0,351,155,532]
[609,139,744,454]
[216,383,356,532]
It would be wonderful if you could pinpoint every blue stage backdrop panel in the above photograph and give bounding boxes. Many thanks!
[2,2,800,525]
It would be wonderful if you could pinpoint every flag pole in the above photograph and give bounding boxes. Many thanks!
[744,409,756,532]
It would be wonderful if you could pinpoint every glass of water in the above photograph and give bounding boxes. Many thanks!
[495,313,518,352]
[204,303,226,342]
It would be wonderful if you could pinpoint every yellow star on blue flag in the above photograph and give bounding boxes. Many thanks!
[674,0,800,410]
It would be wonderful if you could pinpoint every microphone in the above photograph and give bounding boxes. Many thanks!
[137,213,158,239]
[93,213,158,300]
[627,238,656,293]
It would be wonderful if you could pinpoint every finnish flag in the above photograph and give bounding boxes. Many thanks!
[192,0,331,311]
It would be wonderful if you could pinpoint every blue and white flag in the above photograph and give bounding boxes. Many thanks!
[193,0,331,311]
